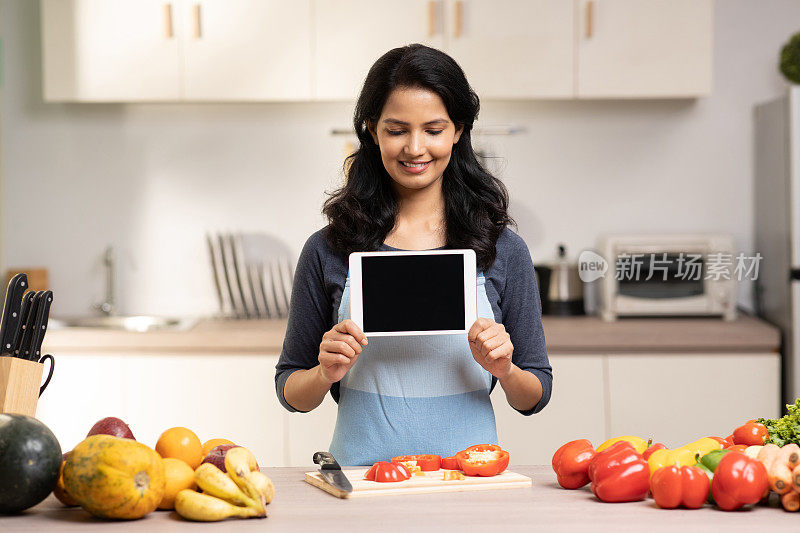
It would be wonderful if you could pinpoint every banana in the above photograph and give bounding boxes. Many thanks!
[246,470,275,504]
[194,463,259,508]
[225,447,265,514]
[174,490,263,521]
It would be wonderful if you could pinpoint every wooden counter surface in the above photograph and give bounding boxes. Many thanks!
[42,315,780,354]
[3,466,794,532]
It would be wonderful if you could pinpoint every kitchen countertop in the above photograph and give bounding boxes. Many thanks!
[4,465,795,532]
[43,315,780,354]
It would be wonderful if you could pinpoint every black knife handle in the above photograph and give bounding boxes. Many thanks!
[12,291,36,356]
[0,273,28,354]
[29,290,53,361]
[18,291,42,360]
[313,451,342,470]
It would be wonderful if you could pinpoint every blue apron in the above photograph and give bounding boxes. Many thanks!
[328,273,498,466]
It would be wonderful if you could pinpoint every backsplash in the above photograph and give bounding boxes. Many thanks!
[2,0,800,317]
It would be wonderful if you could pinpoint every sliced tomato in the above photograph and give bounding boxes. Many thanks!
[391,454,441,471]
[364,461,411,482]
[441,456,460,470]
[455,444,510,477]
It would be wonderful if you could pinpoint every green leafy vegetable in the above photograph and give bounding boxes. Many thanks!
[757,399,800,447]
[781,31,800,84]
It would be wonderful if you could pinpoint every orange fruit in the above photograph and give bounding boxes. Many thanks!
[158,457,196,510]
[155,427,204,469]
[202,438,235,457]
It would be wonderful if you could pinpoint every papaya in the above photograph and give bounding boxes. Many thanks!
[53,452,79,507]
[63,434,165,519]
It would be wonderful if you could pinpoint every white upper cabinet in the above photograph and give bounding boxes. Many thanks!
[576,0,713,98]
[446,0,574,99]
[182,0,312,101]
[313,0,447,101]
[42,0,181,101]
[41,0,715,102]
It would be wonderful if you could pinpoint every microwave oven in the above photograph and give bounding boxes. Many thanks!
[597,234,737,322]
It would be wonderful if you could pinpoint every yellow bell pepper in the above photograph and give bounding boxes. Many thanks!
[647,447,696,475]
[596,435,649,454]
[678,437,722,458]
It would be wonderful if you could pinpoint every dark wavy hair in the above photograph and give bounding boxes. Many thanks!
[322,44,513,271]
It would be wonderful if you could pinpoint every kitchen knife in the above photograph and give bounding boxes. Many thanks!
[17,291,43,361]
[28,290,53,362]
[0,273,28,355]
[11,291,36,357]
[312,451,353,493]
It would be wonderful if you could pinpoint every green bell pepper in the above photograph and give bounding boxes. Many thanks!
[695,449,731,503]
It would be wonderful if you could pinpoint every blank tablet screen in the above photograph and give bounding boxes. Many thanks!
[361,254,465,333]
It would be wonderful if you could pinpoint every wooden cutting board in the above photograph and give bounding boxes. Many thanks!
[305,468,532,498]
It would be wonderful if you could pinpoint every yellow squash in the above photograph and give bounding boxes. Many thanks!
[63,435,165,520]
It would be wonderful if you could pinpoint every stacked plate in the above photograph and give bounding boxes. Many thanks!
[206,232,295,319]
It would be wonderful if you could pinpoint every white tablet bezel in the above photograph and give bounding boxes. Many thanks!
[349,249,477,336]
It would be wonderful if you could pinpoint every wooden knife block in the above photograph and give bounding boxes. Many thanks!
[0,357,44,417]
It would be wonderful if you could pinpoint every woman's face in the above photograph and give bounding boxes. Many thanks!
[369,86,463,195]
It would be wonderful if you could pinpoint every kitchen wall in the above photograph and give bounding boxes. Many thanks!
[1,0,799,317]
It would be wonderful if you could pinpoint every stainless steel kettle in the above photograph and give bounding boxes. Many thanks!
[534,244,584,315]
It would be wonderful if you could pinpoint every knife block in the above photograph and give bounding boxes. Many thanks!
[0,357,44,417]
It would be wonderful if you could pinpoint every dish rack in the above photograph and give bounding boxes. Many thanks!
[206,232,294,319]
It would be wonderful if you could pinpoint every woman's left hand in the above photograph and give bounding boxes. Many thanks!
[468,318,513,379]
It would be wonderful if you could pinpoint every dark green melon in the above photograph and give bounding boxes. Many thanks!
[0,414,62,513]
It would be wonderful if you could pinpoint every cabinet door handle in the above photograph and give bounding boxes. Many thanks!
[454,0,463,38]
[428,1,437,37]
[586,0,594,39]
[163,3,174,39]
[193,3,203,39]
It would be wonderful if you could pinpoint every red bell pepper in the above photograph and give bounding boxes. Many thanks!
[364,462,411,482]
[589,441,650,503]
[711,451,769,511]
[710,436,734,449]
[391,455,441,471]
[551,439,596,489]
[642,442,667,461]
[455,444,509,477]
[650,465,710,509]
[732,422,768,446]
[440,456,459,470]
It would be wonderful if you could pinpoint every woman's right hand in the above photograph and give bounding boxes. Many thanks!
[318,319,368,384]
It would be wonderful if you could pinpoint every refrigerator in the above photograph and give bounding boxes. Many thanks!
[754,86,800,407]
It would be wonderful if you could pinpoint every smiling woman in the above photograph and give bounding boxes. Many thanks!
[275,44,552,466]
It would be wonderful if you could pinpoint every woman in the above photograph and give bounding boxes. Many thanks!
[275,44,552,466]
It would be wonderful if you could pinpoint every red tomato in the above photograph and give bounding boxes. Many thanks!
[364,462,411,483]
[441,456,460,470]
[391,454,441,471]
[727,444,748,453]
[732,422,768,446]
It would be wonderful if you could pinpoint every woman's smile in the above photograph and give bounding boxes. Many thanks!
[399,160,432,173]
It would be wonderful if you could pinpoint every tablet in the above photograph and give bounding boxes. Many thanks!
[349,249,477,336]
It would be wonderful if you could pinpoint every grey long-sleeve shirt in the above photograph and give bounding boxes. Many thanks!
[275,226,553,415]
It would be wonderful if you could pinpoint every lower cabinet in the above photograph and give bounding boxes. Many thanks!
[37,351,781,467]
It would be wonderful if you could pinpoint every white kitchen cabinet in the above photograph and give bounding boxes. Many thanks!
[42,0,181,101]
[492,355,606,466]
[576,0,713,98]
[313,0,447,100]
[42,0,312,102]
[284,393,339,467]
[181,0,312,101]
[606,353,780,447]
[446,0,574,99]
